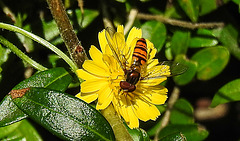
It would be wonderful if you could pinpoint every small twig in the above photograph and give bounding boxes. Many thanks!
[124,8,138,35]
[46,0,87,69]
[154,86,180,141]
[77,0,84,27]
[137,13,224,29]
[101,0,115,30]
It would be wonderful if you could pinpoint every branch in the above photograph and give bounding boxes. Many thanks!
[46,0,87,69]
[154,86,180,141]
[137,13,224,29]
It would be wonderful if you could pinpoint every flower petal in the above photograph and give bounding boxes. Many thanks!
[126,27,142,48]
[76,69,100,80]
[98,30,108,54]
[83,60,110,77]
[76,92,98,103]
[89,45,109,70]
[134,99,160,121]
[117,25,124,34]
[81,79,108,93]
[127,105,139,129]
[97,84,113,109]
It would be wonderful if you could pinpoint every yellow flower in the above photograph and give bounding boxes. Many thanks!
[76,25,170,129]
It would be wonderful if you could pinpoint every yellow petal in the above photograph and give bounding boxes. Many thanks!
[113,32,125,54]
[140,77,167,86]
[117,25,124,34]
[97,84,113,107]
[134,99,160,121]
[126,105,139,129]
[83,60,110,77]
[143,86,168,105]
[126,27,142,48]
[89,45,108,70]
[98,30,108,54]
[81,79,108,93]
[76,69,100,80]
[76,92,98,103]
[146,59,159,70]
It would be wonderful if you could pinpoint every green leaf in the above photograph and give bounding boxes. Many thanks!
[189,29,218,48]
[170,30,190,56]
[0,119,22,139]
[174,55,197,85]
[211,79,240,107]
[199,0,217,16]
[219,24,240,60]
[0,68,72,127]
[11,87,115,141]
[177,0,199,22]
[191,46,230,80]
[75,9,99,28]
[189,37,218,48]
[170,99,194,124]
[141,21,167,52]
[126,125,150,141]
[41,18,63,45]
[159,132,186,141]
[1,120,43,141]
[159,124,208,141]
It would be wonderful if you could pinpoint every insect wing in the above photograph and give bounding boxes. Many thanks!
[160,61,188,76]
[105,27,125,70]
[142,61,188,80]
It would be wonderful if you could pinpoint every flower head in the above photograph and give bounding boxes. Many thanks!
[76,25,170,129]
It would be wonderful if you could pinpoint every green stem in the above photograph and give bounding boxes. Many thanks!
[0,22,78,72]
[0,36,47,71]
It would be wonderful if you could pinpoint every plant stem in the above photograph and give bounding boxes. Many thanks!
[0,22,78,72]
[0,36,47,71]
[137,13,224,29]
[154,86,180,141]
[46,0,87,68]
[101,104,133,141]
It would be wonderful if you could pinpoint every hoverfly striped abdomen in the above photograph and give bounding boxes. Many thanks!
[132,38,147,66]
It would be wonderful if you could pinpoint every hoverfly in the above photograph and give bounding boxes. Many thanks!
[105,28,187,92]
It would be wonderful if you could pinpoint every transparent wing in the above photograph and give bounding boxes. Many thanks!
[142,61,188,80]
[105,27,127,70]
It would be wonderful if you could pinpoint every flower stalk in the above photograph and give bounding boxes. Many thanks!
[0,36,47,71]
[0,22,78,72]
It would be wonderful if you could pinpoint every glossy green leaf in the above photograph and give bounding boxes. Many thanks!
[0,68,72,127]
[75,9,99,28]
[189,28,218,48]
[174,55,197,85]
[126,125,150,141]
[211,79,240,107]
[159,132,186,141]
[159,124,208,141]
[1,119,43,141]
[191,46,230,80]
[199,0,217,16]
[170,99,194,124]
[141,21,166,51]
[170,30,190,56]
[177,0,199,22]
[12,87,115,141]
[219,24,240,60]
[189,37,218,48]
